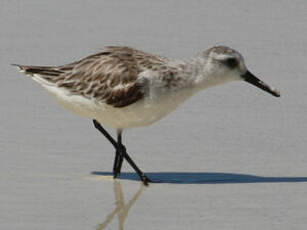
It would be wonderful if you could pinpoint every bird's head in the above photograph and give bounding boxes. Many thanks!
[200,45,280,97]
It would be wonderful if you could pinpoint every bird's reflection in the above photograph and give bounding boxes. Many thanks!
[97,181,146,230]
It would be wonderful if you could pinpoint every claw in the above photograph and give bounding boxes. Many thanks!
[140,174,152,186]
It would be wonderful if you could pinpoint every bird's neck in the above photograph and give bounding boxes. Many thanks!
[182,57,232,92]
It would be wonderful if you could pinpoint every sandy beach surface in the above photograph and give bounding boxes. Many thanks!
[1,1,307,229]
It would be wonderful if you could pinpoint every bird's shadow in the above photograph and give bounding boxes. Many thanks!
[91,171,307,184]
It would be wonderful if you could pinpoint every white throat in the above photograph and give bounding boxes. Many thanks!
[181,57,237,93]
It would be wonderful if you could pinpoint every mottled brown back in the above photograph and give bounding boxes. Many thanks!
[15,46,172,108]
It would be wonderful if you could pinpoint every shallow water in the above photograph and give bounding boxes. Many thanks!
[1,1,307,229]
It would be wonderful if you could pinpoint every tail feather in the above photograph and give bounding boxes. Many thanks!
[11,64,63,76]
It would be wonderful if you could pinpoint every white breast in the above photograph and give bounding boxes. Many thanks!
[94,87,196,129]
[32,72,197,129]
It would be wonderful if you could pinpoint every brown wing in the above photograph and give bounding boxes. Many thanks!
[15,46,170,108]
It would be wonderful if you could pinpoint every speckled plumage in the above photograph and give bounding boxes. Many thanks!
[13,45,281,184]
[13,45,279,129]
[14,47,189,107]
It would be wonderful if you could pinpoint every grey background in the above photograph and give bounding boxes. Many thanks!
[1,1,307,229]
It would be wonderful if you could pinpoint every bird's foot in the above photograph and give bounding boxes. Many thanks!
[112,140,151,186]
[140,174,152,186]
[113,163,122,179]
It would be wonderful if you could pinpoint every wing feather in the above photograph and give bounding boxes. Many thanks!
[14,46,176,108]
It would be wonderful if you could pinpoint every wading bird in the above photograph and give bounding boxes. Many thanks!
[13,46,280,185]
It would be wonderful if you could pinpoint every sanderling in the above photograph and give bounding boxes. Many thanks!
[13,45,280,185]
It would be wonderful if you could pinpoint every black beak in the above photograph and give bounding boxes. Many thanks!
[242,70,280,97]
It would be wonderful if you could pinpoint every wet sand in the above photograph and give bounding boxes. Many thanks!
[1,1,307,229]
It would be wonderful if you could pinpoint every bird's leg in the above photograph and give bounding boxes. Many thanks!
[113,148,121,178]
[113,130,124,178]
[92,120,152,185]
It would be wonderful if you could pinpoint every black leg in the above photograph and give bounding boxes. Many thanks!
[92,120,152,185]
[113,130,124,178]
[113,148,121,178]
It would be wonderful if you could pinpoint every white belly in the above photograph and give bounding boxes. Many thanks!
[35,76,196,129]
[95,88,195,129]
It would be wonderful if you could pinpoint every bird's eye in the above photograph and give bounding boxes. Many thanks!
[223,58,238,68]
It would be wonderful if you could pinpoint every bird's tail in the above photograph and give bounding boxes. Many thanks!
[11,64,63,77]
